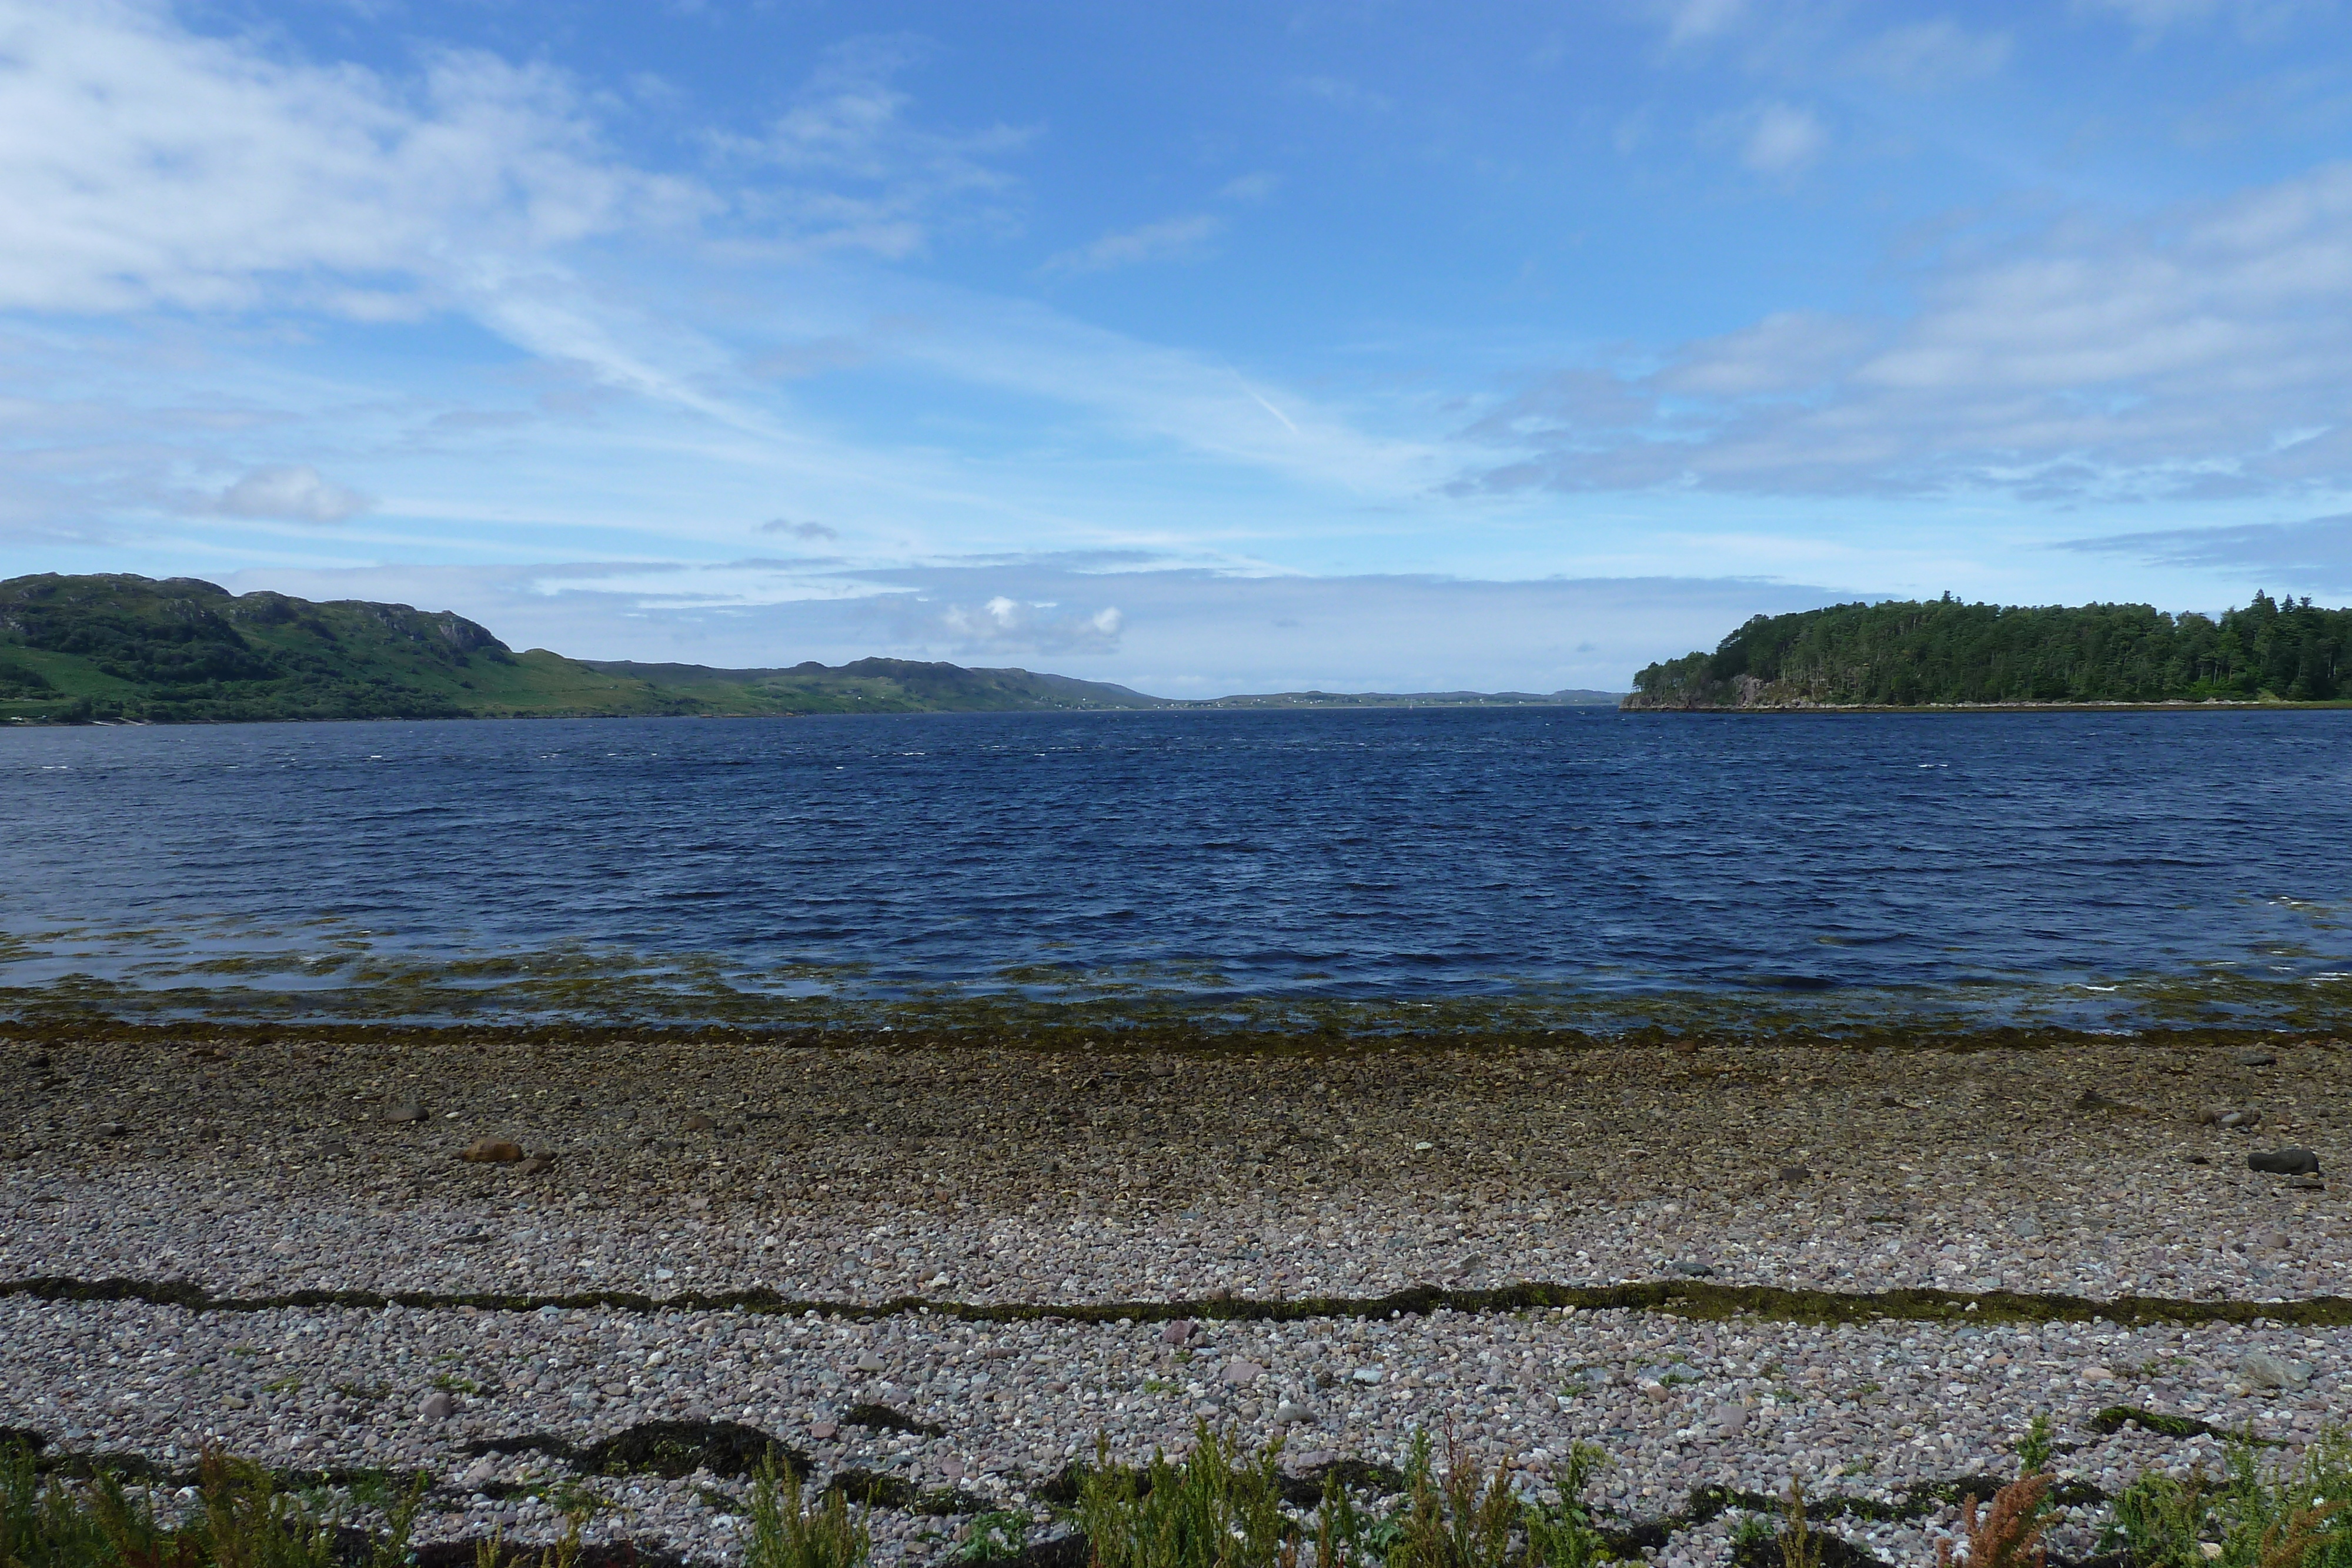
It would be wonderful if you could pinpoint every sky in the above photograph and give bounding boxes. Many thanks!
[4,0,2352,695]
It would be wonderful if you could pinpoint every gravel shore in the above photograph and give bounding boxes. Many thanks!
[3,1030,2347,1564]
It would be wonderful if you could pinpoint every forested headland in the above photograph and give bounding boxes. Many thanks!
[1625,593,2352,709]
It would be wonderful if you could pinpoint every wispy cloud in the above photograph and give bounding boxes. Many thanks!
[1845,19,2012,86]
[0,0,706,316]
[1737,102,1829,175]
[712,34,1035,259]
[1659,0,1748,46]
[209,556,1856,692]
[2059,513,2352,591]
[1292,75,1394,113]
[761,517,839,540]
[1041,213,1225,276]
[1453,159,2352,503]
[939,593,1124,654]
[2073,0,2331,39]
[208,465,371,524]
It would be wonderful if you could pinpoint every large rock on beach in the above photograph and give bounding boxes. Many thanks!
[2239,1351,2311,1390]
[459,1138,525,1163]
[2249,1147,2320,1175]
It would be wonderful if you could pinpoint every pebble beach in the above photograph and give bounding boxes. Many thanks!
[4,1029,2348,1565]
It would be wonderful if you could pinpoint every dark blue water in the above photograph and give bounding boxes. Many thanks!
[4,708,2350,1029]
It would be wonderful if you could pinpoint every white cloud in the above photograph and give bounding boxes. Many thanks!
[2074,0,2334,39]
[1041,214,1224,276]
[209,465,370,523]
[1846,20,2011,87]
[2061,512,2352,592]
[938,591,1125,653]
[1292,76,1394,113]
[2080,0,2221,24]
[1218,172,1281,203]
[0,0,706,315]
[1662,0,1746,46]
[1739,103,1829,176]
[761,518,840,540]
[208,556,1855,692]
[0,0,1426,544]
[715,34,1033,259]
[1453,159,2352,502]
[0,5,1028,329]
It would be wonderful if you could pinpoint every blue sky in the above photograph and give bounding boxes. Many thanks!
[4,0,2352,693]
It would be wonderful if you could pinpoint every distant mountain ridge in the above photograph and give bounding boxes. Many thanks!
[0,574,1623,723]
[1181,687,1622,708]
[1625,593,2352,709]
[576,657,1170,714]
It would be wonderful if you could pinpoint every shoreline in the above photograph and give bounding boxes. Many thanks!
[6,1029,2350,1564]
[1618,698,2352,713]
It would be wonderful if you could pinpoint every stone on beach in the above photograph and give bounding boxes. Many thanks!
[2239,1351,2311,1390]
[2249,1147,2320,1175]
[459,1139,525,1163]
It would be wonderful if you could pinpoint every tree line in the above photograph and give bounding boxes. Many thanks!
[1629,593,2352,707]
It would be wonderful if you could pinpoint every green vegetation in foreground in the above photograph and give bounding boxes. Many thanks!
[1626,592,2352,708]
[1073,1426,1618,1568]
[0,573,1622,726]
[0,1445,434,1568]
[15,1422,2352,1568]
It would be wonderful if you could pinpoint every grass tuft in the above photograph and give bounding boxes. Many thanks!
[0,1444,425,1568]
[745,1455,868,1568]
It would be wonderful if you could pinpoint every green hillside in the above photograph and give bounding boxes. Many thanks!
[577,658,1170,714]
[0,573,1626,725]
[1626,593,2352,709]
[0,575,1160,724]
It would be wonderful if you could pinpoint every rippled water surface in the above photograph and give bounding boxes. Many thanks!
[4,708,2349,1029]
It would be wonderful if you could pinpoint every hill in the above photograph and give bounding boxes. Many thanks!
[576,658,1169,714]
[0,574,1625,724]
[1182,687,1621,708]
[0,575,1161,724]
[1625,593,2352,709]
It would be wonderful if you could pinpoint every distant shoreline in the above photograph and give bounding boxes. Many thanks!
[1618,697,2352,714]
[13,695,1633,728]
